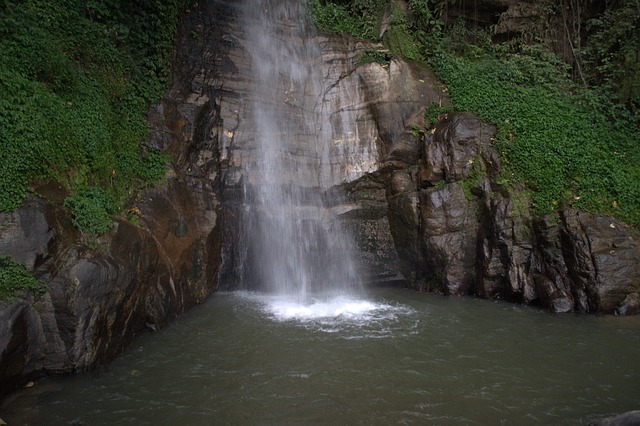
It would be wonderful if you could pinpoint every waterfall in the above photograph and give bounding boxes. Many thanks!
[239,0,362,301]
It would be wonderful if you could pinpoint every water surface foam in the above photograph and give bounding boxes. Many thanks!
[236,291,418,337]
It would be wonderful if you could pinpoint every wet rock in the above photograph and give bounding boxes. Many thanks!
[388,111,640,314]
[0,197,54,270]
[420,183,479,295]
[589,410,640,426]
[560,210,640,314]
[421,111,498,185]
[387,169,426,286]
[0,300,46,398]
[341,174,402,283]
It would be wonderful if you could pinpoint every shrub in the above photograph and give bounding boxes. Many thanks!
[357,49,392,65]
[311,0,386,40]
[64,186,117,236]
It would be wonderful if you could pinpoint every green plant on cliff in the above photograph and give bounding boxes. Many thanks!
[311,0,386,39]
[423,104,452,129]
[459,155,485,201]
[430,50,640,225]
[0,0,181,234]
[582,0,640,117]
[357,49,392,65]
[386,4,422,59]
[64,186,118,236]
[0,256,47,302]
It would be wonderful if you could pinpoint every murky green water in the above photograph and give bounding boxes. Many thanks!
[3,287,640,425]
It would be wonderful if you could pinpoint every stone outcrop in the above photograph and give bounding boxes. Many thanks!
[388,111,640,314]
[589,410,640,426]
[0,185,220,397]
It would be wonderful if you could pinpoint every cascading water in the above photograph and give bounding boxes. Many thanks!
[239,0,362,302]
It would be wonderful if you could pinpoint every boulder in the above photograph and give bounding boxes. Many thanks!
[589,410,640,426]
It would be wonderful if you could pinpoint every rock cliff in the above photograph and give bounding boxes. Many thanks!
[389,111,640,315]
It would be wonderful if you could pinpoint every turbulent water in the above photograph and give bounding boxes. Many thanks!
[4,287,640,425]
[238,0,362,300]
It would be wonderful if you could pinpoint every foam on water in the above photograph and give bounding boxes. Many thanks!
[235,291,418,337]
[267,297,399,321]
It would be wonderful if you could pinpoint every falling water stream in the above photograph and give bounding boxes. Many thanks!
[239,0,361,301]
[2,1,640,424]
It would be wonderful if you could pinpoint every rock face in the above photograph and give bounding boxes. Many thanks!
[175,0,444,287]
[0,187,220,397]
[1,0,639,403]
[588,410,640,426]
[388,111,640,314]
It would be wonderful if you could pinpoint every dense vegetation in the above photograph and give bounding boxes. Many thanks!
[311,0,640,225]
[0,0,183,235]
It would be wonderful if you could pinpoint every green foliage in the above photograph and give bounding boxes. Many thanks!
[583,0,640,112]
[64,186,117,236]
[311,0,386,40]
[382,3,421,60]
[430,51,640,225]
[408,0,433,24]
[423,104,452,128]
[0,256,47,302]
[357,49,391,65]
[406,0,445,58]
[0,0,181,233]
[459,155,485,201]
[507,185,532,217]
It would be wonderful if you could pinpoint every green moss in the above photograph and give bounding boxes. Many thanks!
[382,3,421,60]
